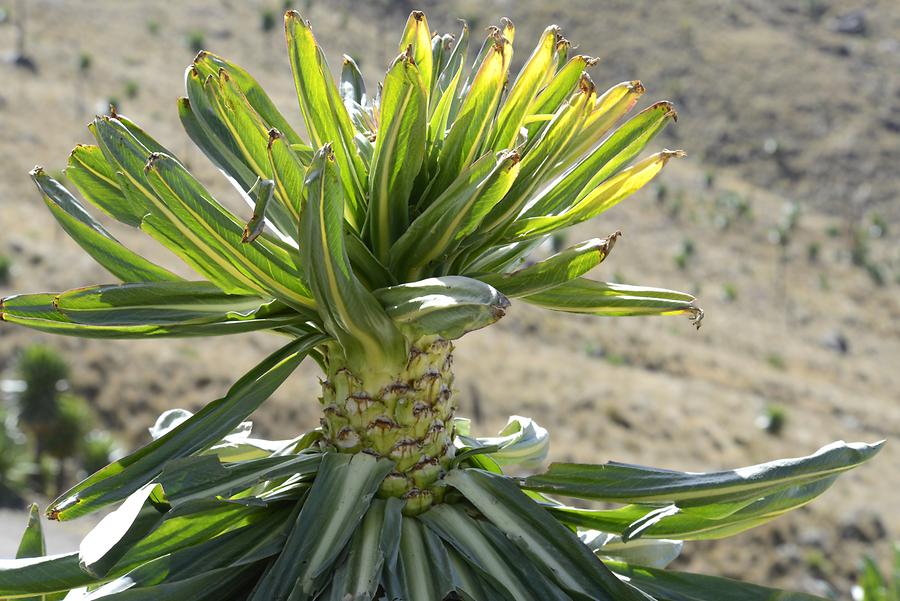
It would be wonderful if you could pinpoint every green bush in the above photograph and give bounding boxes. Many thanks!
[854,544,899,601]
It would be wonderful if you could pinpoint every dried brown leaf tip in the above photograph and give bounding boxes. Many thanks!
[689,305,705,330]
[267,127,282,149]
[661,149,687,162]
[579,72,596,95]
[604,230,622,253]
[144,152,162,173]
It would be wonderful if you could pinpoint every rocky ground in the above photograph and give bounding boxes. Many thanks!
[0,0,898,596]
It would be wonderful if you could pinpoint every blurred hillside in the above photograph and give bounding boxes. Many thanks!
[0,0,898,596]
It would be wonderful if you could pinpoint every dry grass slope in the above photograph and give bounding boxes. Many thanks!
[0,0,897,595]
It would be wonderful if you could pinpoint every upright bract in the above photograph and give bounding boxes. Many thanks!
[0,10,880,600]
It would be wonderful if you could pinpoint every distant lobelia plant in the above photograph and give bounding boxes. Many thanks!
[0,10,882,600]
[15,345,69,476]
[12,345,95,495]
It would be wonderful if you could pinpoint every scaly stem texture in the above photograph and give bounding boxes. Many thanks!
[319,336,456,514]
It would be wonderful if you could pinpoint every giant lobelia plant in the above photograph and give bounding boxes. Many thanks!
[0,10,882,600]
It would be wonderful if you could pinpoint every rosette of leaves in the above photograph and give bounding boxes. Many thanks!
[0,10,881,600]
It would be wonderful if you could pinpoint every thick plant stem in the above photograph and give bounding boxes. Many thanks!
[319,336,456,515]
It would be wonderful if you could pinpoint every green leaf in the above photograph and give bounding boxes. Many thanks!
[194,67,277,181]
[142,151,314,309]
[46,334,325,520]
[248,453,393,601]
[181,71,260,200]
[0,553,98,597]
[552,38,571,75]
[608,562,828,601]
[15,505,45,560]
[548,477,839,541]
[508,150,684,241]
[178,96,267,227]
[157,452,321,507]
[445,468,649,601]
[421,504,562,601]
[561,80,646,166]
[455,415,549,469]
[90,116,257,294]
[79,483,167,578]
[524,55,592,139]
[490,25,559,151]
[430,34,448,94]
[345,231,395,291]
[111,500,271,575]
[84,564,262,601]
[299,145,406,384]
[340,55,366,106]
[367,49,427,262]
[55,281,276,322]
[398,11,434,101]
[89,514,287,599]
[265,129,307,226]
[192,67,306,240]
[435,21,468,111]
[445,545,506,601]
[522,278,703,325]
[385,517,454,601]
[1,282,307,339]
[114,112,174,155]
[192,51,305,145]
[322,498,402,601]
[285,11,367,230]
[391,151,520,280]
[424,34,510,207]
[374,276,509,341]
[242,178,275,243]
[178,95,293,243]
[580,531,683,569]
[478,77,594,238]
[476,234,619,297]
[525,440,882,506]
[475,521,576,601]
[426,66,462,159]
[524,101,677,219]
[66,144,146,227]
[30,167,180,283]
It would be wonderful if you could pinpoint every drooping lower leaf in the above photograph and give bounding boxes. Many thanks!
[524,440,882,506]
[47,334,325,520]
[444,469,649,601]
[608,562,827,601]
[247,452,393,601]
